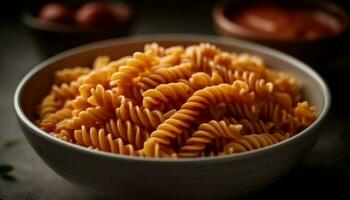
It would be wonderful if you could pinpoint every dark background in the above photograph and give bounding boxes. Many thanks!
[1,0,350,199]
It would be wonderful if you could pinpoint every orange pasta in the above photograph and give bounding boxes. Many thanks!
[36,43,317,158]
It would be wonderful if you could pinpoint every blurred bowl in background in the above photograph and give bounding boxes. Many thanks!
[23,1,134,58]
[213,0,349,68]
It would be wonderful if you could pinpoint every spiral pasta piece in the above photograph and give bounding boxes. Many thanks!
[74,126,110,151]
[54,67,90,84]
[180,72,223,91]
[214,52,267,78]
[240,119,274,135]
[76,58,128,98]
[144,43,165,57]
[110,52,158,88]
[108,137,145,156]
[38,94,59,119]
[159,50,183,66]
[137,62,192,91]
[258,102,292,129]
[223,133,290,154]
[79,69,113,97]
[105,119,149,150]
[273,92,294,111]
[93,55,110,69]
[40,108,73,132]
[223,117,274,135]
[294,101,317,127]
[271,71,301,103]
[52,80,81,101]
[216,66,294,111]
[71,96,90,111]
[183,43,220,73]
[87,84,125,110]
[56,106,113,131]
[215,67,274,98]
[127,63,192,103]
[56,129,72,142]
[142,139,177,158]
[165,46,184,55]
[116,101,176,129]
[178,120,242,158]
[142,82,193,110]
[73,126,144,156]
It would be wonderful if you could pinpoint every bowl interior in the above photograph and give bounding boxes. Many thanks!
[16,35,330,155]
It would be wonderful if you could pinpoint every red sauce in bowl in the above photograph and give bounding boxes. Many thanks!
[231,3,342,40]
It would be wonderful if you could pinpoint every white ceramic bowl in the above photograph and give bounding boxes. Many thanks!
[14,35,330,199]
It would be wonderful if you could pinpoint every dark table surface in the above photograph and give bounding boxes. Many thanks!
[1,1,350,199]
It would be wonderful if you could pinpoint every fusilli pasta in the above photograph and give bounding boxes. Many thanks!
[36,43,317,158]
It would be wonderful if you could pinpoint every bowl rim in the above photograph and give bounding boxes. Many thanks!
[213,0,350,42]
[14,34,331,163]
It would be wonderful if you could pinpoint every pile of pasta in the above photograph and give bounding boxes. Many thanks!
[37,43,317,158]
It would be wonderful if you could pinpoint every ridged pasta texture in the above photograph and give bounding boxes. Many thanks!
[36,43,317,158]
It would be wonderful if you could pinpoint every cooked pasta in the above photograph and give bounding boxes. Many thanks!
[52,80,81,101]
[110,52,158,89]
[40,108,73,132]
[105,118,149,150]
[93,55,110,69]
[223,133,291,154]
[74,126,144,156]
[87,84,125,110]
[180,72,223,91]
[37,94,59,119]
[137,62,192,91]
[178,120,242,158]
[142,82,193,110]
[214,67,274,98]
[56,106,113,132]
[54,67,91,84]
[116,100,176,129]
[36,43,317,158]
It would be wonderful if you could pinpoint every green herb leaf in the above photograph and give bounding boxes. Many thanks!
[0,164,14,174]
[2,139,24,148]
[1,174,16,182]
